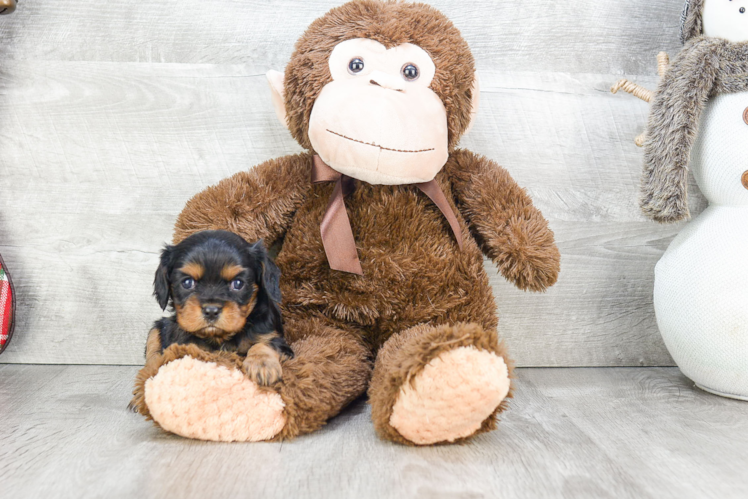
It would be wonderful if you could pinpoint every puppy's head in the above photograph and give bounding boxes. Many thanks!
[154,230,282,339]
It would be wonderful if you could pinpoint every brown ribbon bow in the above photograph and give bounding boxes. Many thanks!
[312,155,463,275]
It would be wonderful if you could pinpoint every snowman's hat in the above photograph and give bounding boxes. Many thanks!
[680,0,705,44]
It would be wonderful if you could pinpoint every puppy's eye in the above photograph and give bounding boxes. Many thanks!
[181,277,195,290]
[230,279,245,291]
[401,63,419,81]
[348,58,364,75]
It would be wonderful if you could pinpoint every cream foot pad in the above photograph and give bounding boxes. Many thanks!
[145,356,286,442]
[390,346,510,445]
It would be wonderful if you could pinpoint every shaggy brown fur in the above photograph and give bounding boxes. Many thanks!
[173,154,313,248]
[642,2,748,223]
[142,0,559,444]
[368,322,513,445]
[448,150,560,292]
[274,314,373,440]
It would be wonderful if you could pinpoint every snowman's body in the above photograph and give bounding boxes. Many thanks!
[654,92,748,399]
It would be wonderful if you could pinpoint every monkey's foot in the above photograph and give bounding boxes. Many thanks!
[369,323,512,445]
[390,346,510,444]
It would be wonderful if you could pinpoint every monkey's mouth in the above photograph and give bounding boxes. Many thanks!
[326,129,435,153]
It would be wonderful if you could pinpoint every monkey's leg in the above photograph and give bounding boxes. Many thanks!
[368,323,512,446]
[135,316,371,442]
[275,315,372,439]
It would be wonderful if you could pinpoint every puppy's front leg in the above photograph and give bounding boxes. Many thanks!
[144,327,163,367]
[242,334,290,386]
[129,328,163,412]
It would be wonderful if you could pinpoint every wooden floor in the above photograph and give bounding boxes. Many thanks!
[1,366,747,498]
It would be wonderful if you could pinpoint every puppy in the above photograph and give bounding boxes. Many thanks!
[146,230,292,386]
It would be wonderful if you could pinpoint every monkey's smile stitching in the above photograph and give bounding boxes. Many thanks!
[326,129,435,153]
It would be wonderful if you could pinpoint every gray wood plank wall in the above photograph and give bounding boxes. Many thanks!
[0,0,696,366]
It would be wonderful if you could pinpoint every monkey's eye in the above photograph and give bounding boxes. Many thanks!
[230,279,245,291]
[181,277,195,290]
[401,63,419,81]
[348,58,365,75]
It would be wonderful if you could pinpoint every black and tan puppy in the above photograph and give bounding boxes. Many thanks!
[146,230,292,386]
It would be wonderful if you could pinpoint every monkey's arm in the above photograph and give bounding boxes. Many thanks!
[641,39,721,223]
[447,150,560,292]
[173,153,313,245]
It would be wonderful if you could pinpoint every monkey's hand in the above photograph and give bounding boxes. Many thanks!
[447,149,560,292]
[483,214,560,292]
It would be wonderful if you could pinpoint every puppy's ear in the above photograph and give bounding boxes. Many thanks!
[251,240,282,304]
[154,245,174,310]
[250,240,284,333]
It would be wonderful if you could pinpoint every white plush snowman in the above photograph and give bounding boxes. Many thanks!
[643,0,748,400]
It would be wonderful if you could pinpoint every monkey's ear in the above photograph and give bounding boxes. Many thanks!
[464,74,481,135]
[266,70,288,129]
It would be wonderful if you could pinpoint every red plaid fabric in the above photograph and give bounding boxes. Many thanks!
[0,255,14,354]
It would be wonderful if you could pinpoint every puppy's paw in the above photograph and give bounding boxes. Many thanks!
[243,352,283,386]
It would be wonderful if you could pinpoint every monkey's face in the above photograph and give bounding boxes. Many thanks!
[267,1,479,180]
[307,39,449,185]
[703,0,748,42]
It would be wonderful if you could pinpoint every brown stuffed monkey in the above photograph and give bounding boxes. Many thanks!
[133,0,560,445]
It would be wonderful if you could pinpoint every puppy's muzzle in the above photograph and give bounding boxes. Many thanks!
[202,304,223,322]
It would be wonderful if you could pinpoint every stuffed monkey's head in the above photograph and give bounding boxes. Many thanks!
[267,0,478,185]
[682,0,748,43]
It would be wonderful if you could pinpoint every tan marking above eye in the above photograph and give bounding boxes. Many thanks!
[221,264,246,281]
[179,262,204,280]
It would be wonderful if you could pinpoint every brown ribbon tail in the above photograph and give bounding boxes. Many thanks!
[319,176,363,275]
[416,180,463,250]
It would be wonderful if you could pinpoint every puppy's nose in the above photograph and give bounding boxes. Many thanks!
[202,304,222,322]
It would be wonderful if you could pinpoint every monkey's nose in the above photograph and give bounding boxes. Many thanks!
[0,0,17,15]
[368,71,404,92]
[202,304,222,322]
